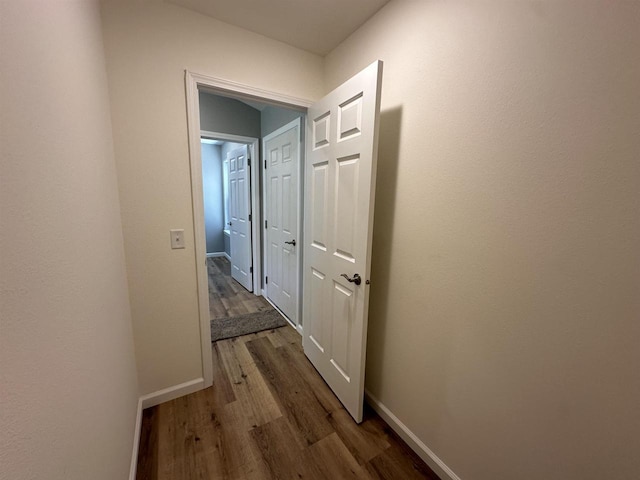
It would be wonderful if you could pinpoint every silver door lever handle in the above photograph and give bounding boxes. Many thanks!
[340,273,361,285]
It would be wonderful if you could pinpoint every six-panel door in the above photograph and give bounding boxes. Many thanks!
[264,120,300,322]
[228,145,253,292]
[303,61,383,423]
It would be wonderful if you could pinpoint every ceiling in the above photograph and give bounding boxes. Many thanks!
[167,0,390,56]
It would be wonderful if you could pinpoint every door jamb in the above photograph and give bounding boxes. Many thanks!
[185,70,313,388]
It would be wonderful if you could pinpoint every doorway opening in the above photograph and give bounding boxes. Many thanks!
[200,132,289,342]
[200,132,260,291]
[193,85,308,355]
[187,61,383,423]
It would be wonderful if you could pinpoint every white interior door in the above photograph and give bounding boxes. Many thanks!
[228,144,253,291]
[302,60,383,423]
[264,119,300,323]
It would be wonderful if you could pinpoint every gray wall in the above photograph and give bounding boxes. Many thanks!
[261,105,305,138]
[202,143,224,253]
[199,92,261,138]
[199,95,305,279]
[224,232,230,257]
[199,91,261,258]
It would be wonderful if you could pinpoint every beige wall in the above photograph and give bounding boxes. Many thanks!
[100,0,324,394]
[0,1,139,479]
[325,1,640,479]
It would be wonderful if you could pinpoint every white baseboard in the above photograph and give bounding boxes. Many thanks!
[224,252,231,261]
[129,397,143,480]
[129,379,205,479]
[364,390,461,480]
[129,383,454,480]
[206,252,226,258]
[140,378,205,409]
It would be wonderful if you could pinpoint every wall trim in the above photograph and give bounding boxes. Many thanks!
[128,397,144,480]
[364,390,461,480]
[129,379,204,478]
[190,71,314,110]
[206,252,226,258]
[140,378,205,409]
[185,71,214,390]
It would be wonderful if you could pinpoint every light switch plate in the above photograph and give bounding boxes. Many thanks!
[170,229,185,249]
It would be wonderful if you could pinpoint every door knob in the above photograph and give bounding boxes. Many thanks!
[340,273,361,285]
[284,239,296,246]
[227,222,232,226]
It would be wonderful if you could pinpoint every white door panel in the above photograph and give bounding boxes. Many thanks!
[228,145,253,291]
[303,61,383,423]
[264,120,300,323]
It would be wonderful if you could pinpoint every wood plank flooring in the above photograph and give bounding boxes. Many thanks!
[136,326,440,480]
[208,256,273,320]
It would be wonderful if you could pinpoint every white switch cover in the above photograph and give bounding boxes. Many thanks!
[170,229,185,249]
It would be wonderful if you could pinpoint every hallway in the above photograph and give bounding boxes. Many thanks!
[207,256,272,320]
[207,257,288,342]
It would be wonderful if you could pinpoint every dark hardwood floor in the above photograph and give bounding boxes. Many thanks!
[136,326,440,480]
[207,256,273,320]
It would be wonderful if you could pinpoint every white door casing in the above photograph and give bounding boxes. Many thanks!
[302,60,383,423]
[186,70,313,391]
[264,119,300,324]
[228,145,253,291]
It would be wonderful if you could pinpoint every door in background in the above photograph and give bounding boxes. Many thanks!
[302,61,383,423]
[227,144,253,291]
[264,119,300,324]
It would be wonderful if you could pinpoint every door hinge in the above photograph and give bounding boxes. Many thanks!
[249,214,252,222]
[248,158,251,167]
[265,276,268,284]
[264,159,267,169]
[264,220,267,229]
[250,266,253,273]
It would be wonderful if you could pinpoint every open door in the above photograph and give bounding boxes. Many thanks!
[264,119,300,324]
[302,60,383,423]
[228,144,253,292]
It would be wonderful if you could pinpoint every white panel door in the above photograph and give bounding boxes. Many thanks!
[228,145,253,291]
[264,119,300,323]
[303,60,383,423]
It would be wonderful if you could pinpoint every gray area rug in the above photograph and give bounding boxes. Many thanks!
[211,310,288,342]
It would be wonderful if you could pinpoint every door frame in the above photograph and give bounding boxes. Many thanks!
[201,131,260,290]
[262,117,303,330]
[185,70,313,388]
